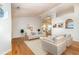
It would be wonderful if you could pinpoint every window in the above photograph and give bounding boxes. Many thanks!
[0,8,4,17]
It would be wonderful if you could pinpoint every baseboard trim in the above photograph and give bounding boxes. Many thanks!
[73,40,79,42]
[3,49,11,55]
[12,37,23,39]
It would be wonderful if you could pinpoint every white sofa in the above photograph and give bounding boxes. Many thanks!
[26,29,39,40]
[27,32,39,40]
[26,29,45,40]
[40,34,72,55]
[65,34,72,47]
[40,35,67,55]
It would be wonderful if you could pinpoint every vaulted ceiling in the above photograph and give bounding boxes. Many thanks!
[12,3,60,17]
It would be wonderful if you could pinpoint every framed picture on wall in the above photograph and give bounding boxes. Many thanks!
[58,23,63,28]
[0,7,4,17]
[53,24,57,28]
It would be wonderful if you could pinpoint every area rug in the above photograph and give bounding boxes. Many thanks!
[24,39,47,55]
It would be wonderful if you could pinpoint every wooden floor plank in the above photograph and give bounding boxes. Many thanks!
[12,37,34,55]
[6,37,79,55]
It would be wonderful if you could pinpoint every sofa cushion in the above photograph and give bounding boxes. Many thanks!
[53,35,65,43]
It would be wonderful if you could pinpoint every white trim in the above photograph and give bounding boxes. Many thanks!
[1,48,11,55]
[73,40,79,42]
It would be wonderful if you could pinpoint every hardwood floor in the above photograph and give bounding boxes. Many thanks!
[63,41,79,55]
[6,37,79,55]
[12,37,34,55]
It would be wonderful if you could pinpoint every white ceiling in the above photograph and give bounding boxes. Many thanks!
[56,4,74,17]
[12,3,60,17]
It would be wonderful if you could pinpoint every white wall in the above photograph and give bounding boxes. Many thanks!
[0,4,11,54]
[52,4,79,42]
[40,4,79,42]
[52,13,79,42]
[12,17,42,38]
[12,4,79,41]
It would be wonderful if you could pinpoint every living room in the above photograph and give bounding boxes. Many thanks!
[12,3,79,55]
[0,3,79,55]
